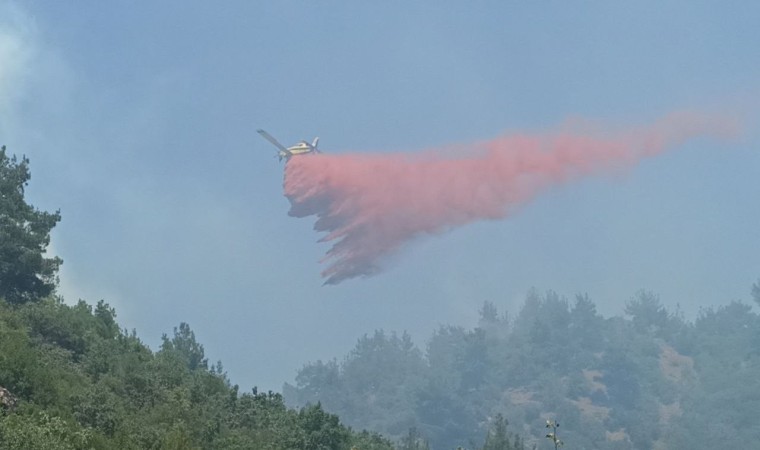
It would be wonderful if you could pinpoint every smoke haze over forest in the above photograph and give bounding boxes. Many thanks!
[1,0,759,398]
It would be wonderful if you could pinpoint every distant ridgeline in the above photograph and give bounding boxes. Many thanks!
[285,286,760,450]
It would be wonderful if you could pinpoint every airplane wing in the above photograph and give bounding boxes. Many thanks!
[257,129,289,152]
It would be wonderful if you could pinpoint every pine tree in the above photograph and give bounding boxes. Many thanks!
[0,146,62,304]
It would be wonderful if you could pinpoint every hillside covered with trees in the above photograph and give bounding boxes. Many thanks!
[0,147,405,449]
[285,287,760,450]
[4,145,757,449]
[0,298,404,449]
[0,147,535,450]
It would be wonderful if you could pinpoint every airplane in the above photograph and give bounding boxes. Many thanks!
[257,129,320,162]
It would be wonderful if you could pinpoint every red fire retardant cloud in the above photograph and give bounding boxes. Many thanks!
[283,111,737,285]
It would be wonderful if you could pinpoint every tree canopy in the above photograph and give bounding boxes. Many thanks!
[287,288,760,450]
[0,297,397,450]
[0,146,61,304]
[3,143,757,449]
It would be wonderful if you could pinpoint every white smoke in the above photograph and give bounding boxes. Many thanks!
[0,2,36,136]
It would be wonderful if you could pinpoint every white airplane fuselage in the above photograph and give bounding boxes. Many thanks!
[257,129,320,162]
[286,142,315,156]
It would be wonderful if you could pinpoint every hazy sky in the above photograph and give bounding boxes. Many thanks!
[1,1,759,391]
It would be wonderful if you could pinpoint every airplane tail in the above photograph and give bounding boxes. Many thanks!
[311,137,320,152]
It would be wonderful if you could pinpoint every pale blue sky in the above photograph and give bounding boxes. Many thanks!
[1,1,759,391]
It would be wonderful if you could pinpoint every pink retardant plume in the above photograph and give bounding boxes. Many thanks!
[283,111,738,285]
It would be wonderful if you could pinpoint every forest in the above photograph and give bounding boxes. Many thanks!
[3,146,759,449]
[285,289,760,449]
[0,147,527,449]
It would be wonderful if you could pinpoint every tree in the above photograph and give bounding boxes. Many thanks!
[160,323,208,371]
[481,414,512,450]
[398,427,429,450]
[0,412,93,450]
[0,146,61,304]
[349,430,394,450]
[625,291,668,335]
[297,403,351,450]
[479,301,499,325]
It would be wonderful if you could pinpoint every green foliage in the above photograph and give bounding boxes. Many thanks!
[398,427,430,450]
[0,146,61,304]
[287,287,760,450]
[4,142,758,449]
[285,330,425,442]
[350,429,395,450]
[0,298,392,450]
[160,322,208,371]
[482,414,522,450]
[0,411,93,450]
[297,403,352,449]
[625,291,671,336]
